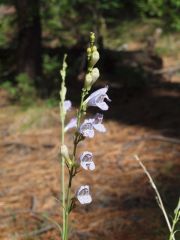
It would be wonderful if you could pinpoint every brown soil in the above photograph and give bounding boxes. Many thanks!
[0,56,180,240]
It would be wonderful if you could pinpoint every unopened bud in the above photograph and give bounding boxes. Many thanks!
[90,32,95,44]
[91,50,100,67]
[84,73,93,90]
[92,46,97,52]
[91,68,100,84]
[61,145,73,166]
[87,47,91,55]
[61,144,69,160]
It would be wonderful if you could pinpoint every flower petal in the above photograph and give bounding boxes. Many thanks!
[93,113,103,124]
[65,118,77,132]
[85,86,108,103]
[64,100,72,111]
[93,123,106,132]
[80,151,95,170]
[96,101,109,111]
[79,120,94,138]
[77,185,92,204]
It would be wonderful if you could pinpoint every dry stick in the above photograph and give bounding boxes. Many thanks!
[138,135,180,145]
[134,155,175,240]
[123,135,180,152]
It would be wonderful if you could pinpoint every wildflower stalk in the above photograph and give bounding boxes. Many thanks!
[59,32,108,240]
[59,54,67,240]
[63,32,97,240]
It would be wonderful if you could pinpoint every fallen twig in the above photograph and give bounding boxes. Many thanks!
[123,135,180,151]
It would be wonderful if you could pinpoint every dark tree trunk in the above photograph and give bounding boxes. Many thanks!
[14,0,42,81]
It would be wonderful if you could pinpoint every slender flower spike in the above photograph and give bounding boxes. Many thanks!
[64,100,72,112]
[80,151,95,170]
[65,117,77,132]
[79,119,94,138]
[76,185,92,204]
[92,113,106,132]
[84,86,111,111]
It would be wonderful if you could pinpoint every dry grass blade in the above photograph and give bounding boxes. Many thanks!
[134,155,175,240]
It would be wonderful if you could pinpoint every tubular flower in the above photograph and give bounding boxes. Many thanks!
[80,151,95,170]
[65,117,77,132]
[79,119,94,138]
[84,86,111,111]
[76,185,92,204]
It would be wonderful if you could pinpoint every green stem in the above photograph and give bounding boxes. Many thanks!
[59,54,67,240]
[63,88,89,240]
[169,208,179,240]
[64,167,74,239]
[60,107,66,239]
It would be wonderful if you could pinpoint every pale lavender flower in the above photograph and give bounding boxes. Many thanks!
[80,151,95,170]
[91,113,106,132]
[65,117,77,132]
[64,100,72,111]
[79,119,94,138]
[76,185,92,204]
[84,86,111,111]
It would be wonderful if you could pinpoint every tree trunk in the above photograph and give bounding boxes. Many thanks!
[14,0,42,81]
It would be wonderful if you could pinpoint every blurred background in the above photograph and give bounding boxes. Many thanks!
[0,0,180,239]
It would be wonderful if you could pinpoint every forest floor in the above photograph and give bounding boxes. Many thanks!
[0,42,180,240]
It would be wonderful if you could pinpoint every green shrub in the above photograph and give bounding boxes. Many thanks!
[1,73,36,107]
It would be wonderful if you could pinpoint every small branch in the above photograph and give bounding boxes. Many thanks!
[139,135,180,145]
[123,135,180,151]
[31,195,37,212]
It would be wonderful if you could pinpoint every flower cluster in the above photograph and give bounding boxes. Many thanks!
[64,86,110,204]
[63,43,111,204]
[59,33,111,240]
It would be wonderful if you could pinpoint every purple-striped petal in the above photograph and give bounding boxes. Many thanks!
[76,185,92,204]
[79,120,94,138]
[80,151,95,170]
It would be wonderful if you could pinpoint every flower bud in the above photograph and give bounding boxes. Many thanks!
[87,47,91,55]
[61,144,69,160]
[90,32,95,43]
[91,68,100,84]
[84,73,93,90]
[61,145,73,166]
[92,46,97,52]
[91,50,100,67]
